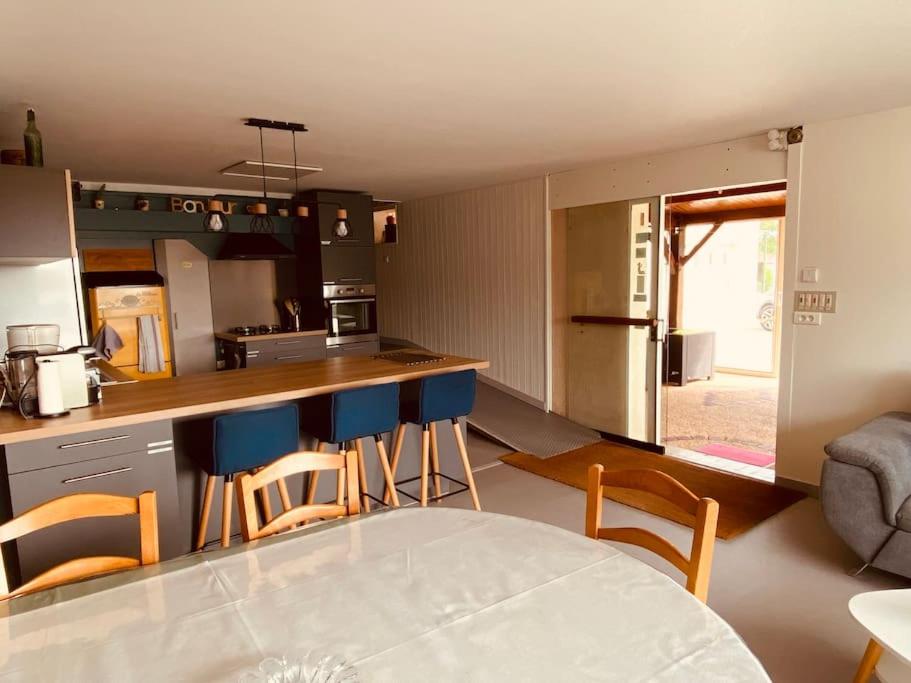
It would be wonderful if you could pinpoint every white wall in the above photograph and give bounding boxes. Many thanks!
[549,134,787,210]
[776,105,911,485]
[376,178,546,403]
[0,260,85,353]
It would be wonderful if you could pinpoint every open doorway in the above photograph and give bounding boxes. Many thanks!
[661,182,785,481]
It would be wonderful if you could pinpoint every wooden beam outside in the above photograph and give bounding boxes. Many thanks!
[666,182,787,205]
[674,204,785,227]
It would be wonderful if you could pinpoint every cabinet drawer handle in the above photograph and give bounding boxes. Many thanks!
[276,354,306,360]
[147,440,173,448]
[275,340,303,346]
[62,466,133,484]
[59,434,131,450]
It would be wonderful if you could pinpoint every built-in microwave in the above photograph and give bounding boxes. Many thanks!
[323,284,378,347]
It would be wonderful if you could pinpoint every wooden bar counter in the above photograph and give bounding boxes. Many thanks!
[0,352,488,445]
[0,352,488,585]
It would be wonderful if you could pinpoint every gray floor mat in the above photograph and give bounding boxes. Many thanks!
[468,382,601,458]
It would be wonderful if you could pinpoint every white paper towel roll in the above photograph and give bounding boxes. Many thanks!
[37,359,65,416]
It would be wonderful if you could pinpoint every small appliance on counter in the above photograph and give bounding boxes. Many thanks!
[6,323,61,354]
[2,350,40,415]
[1,324,101,418]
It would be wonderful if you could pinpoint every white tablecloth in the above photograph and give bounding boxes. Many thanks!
[0,508,769,682]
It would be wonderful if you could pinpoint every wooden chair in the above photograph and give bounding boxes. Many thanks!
[585,465,719,603]
[236,450,360,542]
[0,491,159,600]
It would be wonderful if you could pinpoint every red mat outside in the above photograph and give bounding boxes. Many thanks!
[697,443,775,467]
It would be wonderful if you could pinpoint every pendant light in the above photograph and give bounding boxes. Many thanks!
[291,129,309,218]
[250,124,274,234]
[203,198,229,232]
[333,209,350,238]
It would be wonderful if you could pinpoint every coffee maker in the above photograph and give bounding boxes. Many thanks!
[1,325,97,418]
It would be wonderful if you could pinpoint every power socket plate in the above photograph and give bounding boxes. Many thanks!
[793,311,822,326]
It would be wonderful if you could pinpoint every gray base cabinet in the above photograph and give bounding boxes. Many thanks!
[327,341,380,357]
[245,335,327,367]
[1,421,182,586]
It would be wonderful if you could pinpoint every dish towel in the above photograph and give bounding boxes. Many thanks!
[137,315,165,374]
[91,323,124,361]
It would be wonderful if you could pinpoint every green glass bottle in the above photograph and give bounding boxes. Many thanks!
[24,109,44,167]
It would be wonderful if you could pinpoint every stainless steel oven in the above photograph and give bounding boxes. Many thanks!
[323,284,378,347]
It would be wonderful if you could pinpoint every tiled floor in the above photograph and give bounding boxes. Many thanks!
[451,434,907,683]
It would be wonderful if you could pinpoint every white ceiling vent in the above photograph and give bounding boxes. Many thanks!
[219,160,323,181]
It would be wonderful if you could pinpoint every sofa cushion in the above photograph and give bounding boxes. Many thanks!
[824,411,911,527]
[898,496,911,532]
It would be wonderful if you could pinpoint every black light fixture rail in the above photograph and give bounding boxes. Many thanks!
[244,118,308,133]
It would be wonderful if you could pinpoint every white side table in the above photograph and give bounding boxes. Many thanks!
[849,589,911,683]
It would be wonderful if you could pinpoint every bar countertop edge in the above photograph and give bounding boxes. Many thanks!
[0,353,489,446]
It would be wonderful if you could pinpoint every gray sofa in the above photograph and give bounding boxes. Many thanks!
[822,411,911,579]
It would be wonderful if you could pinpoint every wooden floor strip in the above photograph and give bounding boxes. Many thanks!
[501,441,805,540]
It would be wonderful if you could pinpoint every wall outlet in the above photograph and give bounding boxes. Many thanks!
[793,311,822,326]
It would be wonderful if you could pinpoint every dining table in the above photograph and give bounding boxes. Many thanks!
[0,507,769,681]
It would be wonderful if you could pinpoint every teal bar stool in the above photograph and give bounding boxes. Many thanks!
[387,370,481,510]
[194,404,299,549]
[299,383,401,511]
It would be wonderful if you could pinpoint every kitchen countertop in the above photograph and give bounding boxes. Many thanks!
[214,329,328,343]
[0,351,488,446]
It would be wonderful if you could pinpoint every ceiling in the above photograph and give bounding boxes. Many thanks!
[2,2,911,201]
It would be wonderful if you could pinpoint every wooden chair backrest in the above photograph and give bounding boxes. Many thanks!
[585,465,719,603]
[0,491,159,600]
[236,450,360,542]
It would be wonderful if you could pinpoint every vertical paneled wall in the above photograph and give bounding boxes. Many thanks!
[376,177,546,402]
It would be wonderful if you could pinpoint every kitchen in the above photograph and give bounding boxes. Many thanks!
[0,125,477,581]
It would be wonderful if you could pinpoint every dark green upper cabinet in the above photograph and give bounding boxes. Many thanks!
[0,166,76,264]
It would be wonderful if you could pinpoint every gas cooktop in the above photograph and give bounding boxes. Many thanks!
[232,325,283,336]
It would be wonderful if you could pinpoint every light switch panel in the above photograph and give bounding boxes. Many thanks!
[795,290,837,313]
[800,267,820,283]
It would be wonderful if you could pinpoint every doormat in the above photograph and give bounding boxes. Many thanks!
[501,441,804,540]
[697,443,775,468]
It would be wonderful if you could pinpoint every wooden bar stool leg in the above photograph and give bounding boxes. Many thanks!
[853,639,883,683]
[336,460,345,505]
[374,434,400,507]
[221,474,234,548]
[420,424,431,507]
[429,422,443,499]
[276,478,292,513]
[452,418,481,511]
[305,442,325,505]
[255,468,274,524]
[384,423,407,504]
[196,474,216,550]
[355,438,372,512]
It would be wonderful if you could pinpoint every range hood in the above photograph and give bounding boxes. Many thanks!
[217,233,296,260]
